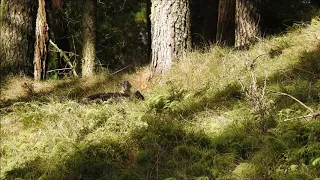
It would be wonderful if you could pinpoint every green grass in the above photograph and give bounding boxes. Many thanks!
[1,19,320,179]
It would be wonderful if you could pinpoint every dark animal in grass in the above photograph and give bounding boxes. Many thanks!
[82,81,144,103]
[134,90,145,100]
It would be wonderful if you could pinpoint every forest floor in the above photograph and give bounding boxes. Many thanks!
[1,19,320,179]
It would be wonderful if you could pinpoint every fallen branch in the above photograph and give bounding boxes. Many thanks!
[266,89,314,113]
[49,39,78,77]
[284,112,320,121]
[110,65,130,75]
[254,36,283,49]
[47,68,73,73]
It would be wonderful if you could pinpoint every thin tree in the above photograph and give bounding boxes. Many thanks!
[235,0,261,48]
[150,0,191,77]
[216,0,236,46]
[82,0,97,77]
[0,0,36,77]
[34,0,49,80]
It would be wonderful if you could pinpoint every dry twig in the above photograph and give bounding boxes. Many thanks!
[266,89,314,113]
[49,40,78,77]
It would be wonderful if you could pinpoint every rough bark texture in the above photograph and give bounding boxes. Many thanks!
[235,0,261,48]
[150,0,191,77]
[82,0,97,77]
[34,0,49,80]
[216,0,236,46]
[0,0,35,77]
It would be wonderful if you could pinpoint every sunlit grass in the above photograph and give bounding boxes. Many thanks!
[1,20,320,179]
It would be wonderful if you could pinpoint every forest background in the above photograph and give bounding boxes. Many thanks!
[0,0,320,179]
[0,0,319,79]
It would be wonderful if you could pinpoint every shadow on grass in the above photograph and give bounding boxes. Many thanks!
[4,110,320,179]
[161,44,320,119]
[4,157,46,180]
[0,75,125,109]
[267,44,320,111]
[3,140,131,180]
[3,37,320,180]
[3,121,217,180]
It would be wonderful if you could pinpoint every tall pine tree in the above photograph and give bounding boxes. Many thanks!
[150,0,191,77]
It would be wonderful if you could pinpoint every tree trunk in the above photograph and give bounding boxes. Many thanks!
[216,0,236,46]
[146,0,151,62]
[0,0,36,77]
[34,0,49,80]
[150,0,191,77]
[82,0,97,77]
[235,0,261,48]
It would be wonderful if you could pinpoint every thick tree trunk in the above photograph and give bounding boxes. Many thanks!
[0,0,35,77]
[34,0,49,80]
[150,0,191,77]
[82,0,97,77]
[235,0,261,48]
[216,0,236,46]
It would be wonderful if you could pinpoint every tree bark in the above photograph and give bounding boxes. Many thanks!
[216,0,236,46]
[82,0,97,78]
[34,0,49,80]
[0,0,36,77]
[235,0,261,48]
[150,0,191,77]
[146,0,151,62]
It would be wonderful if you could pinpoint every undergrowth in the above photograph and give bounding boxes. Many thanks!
[1,20,320,179]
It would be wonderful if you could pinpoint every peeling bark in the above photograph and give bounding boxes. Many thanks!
[34,0,49,80]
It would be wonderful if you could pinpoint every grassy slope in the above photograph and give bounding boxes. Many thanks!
[1,20,320,179]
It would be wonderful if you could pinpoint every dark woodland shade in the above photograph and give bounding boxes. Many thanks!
[191,0,219,46]
[216,0,236,46]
